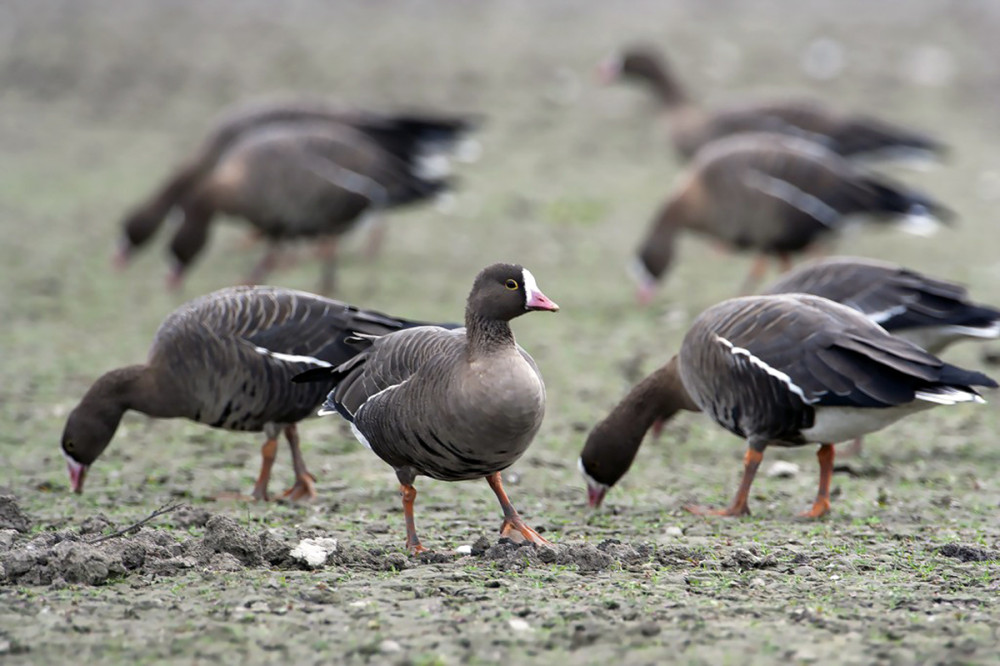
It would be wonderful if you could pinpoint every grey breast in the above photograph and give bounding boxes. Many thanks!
[346,326,546,481]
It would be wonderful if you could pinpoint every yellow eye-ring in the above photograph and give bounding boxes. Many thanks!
[505,279,519,290]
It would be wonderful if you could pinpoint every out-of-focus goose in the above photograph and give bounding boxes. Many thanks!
[116,99,478,292]
[632,133,951,302]
[294,263,559,553]
[762,257,1000,354]
[580,294,995,515]
[599,46,946,162]
[60,286,450,500]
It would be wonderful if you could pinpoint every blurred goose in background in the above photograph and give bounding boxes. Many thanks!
[61,286,452,500]
[762,256,1000,354]
[295,263,559,553]
[115,98,479,292]
[599,45,946,163]
[580,294,996,513]
[631,132,952,302]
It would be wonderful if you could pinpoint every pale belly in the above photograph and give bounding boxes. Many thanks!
[800,402,934,444]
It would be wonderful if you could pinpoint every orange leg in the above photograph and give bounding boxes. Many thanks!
[739,255,770,295]
[400,483,427,554]
[486,472,551,545]
[800,444,834,519]
[777,252,793,273]
[251,437,279,501]
[685,448,763,517]
[362,217,387,259]
[281,424,317,502]
[246,244,282,285]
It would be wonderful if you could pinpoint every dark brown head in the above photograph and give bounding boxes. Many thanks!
[60,401,125,494]
[166,207,211,290]
[466,263,559,323]
[115,204,168,269]
[578,421,641,509]
[598,47,687,106]
[631,205,681,305]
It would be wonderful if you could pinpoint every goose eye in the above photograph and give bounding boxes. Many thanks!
[64,439,74,452]
[505,279,519,290]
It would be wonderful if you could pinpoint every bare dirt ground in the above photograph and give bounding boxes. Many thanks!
[1,1,999,664]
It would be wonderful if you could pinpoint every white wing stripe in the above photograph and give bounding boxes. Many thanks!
[715,334,814,403]
[743,169,841,227]
[253,346,332,367]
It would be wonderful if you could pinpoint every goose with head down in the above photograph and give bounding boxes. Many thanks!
[116,98,478,293]
[60,286,451,500]
[580,294,995,514]
[599,45,946,163]
[295,263,559,553]
[632,132,951,302]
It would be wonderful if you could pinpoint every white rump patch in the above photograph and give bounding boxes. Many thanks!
[350,422,374,451]
[714,334,813,403]
[253,346,331,367]
[895,209,942,237]
[915,387,985,405]
[743,169,841,227]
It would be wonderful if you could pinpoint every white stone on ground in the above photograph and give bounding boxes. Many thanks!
[289,537,339,568]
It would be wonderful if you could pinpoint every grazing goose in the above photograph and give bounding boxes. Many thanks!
[762,257,1000,354]
[632,132,951,302]
[579,357,701,508]
[116,98,477,292]
[580,294,996,515]
[60,286,449,500]
[599,46,946,162]
[294,263,559,553]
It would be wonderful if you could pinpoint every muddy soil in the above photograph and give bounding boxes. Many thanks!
[2,1,1000,664]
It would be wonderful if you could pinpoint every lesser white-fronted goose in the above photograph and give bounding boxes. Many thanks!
[294,263,559,553]
[61,286,451,500]
[580,294,995,515]
[762,256,1000,354]
[579,357,701,508]
[116,98,478,292]
[632,132,952,302]
[599,46,946,162]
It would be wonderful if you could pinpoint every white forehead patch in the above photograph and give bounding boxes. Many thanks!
[521,268,540,303]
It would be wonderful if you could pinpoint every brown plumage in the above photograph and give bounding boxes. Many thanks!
[599,46,946,162]
[116,98,478,291]
[294,263,559,553]
[632,133,952,302]
[579,294,996,514]
[60,286,452,500]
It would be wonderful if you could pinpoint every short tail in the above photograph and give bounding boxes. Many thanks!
[866,177,955,233]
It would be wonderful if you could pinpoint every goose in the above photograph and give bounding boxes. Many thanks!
[632,132,951,302]
[579,294,995,515]
[764,257,1000,456]
[294,263,559,553]
[762,257,1000,354]
[116,99,478,292]
[599,46,946,162]
[60,285,450,500]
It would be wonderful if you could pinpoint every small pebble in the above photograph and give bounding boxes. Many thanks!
[508,618,533,633]
[663,526,684,537]
[766,461,800,478]
[379,639,402,654]
[455,545,473,555]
